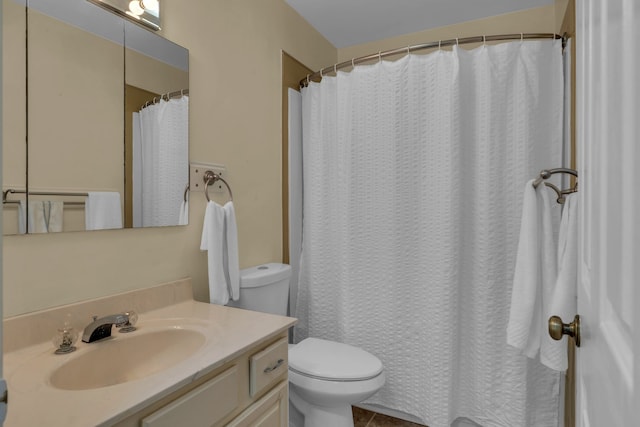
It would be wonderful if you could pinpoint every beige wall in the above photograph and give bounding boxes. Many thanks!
[3,0,336,317]
[3,1,559,317]
[338,5,557,61]
[2,0,26,235]
[28,10,125,232]
[125,49,188,95]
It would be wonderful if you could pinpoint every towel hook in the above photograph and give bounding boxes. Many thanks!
[203,170,233,202]
[532,168,579,204]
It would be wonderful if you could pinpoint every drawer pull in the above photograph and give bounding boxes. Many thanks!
[263,358,285,374]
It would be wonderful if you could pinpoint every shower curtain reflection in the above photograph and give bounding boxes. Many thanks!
[132,96,189,227]
[294,41,564,427]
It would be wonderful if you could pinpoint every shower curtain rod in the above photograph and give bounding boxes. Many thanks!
[142,88,189,109]
[300,32,564,87]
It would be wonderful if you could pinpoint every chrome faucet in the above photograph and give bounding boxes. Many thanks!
[82,313,133,343]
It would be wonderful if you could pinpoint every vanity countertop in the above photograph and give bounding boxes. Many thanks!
[4,297,296,426]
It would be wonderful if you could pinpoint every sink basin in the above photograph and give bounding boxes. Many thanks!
[49,328,206,390]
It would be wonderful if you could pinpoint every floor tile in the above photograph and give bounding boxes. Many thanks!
[352,406,375,427]
[367,412,426,427]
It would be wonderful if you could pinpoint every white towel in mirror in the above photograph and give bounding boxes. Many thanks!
[44,201,64,233]
[18,201,48,234]
[85,192,123,230]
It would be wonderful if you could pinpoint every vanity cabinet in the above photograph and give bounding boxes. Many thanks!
[114,334,289,427]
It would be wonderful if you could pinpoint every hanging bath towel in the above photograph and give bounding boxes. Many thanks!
[85,192,123,230]
[18,200,48,234]
[507,180,559,358]
[201,201,239,304]
[541,193,579,371]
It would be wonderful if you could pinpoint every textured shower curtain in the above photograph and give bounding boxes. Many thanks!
[295,41,563,427]
[134,96,189,227]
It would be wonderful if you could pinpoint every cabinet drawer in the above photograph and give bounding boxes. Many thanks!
[250,338,288,397]
[142,366,239,427]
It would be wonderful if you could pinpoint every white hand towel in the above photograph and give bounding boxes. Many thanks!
[85,192,123,231]
[224,202,240,301]
[18,201,48,234]
[541,193,578,371]
[507,180,558,358]
[178,198,189,226]
[200,201,240,305]
[44,201,64,233]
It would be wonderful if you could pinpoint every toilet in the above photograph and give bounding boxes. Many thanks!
[227,263,385,427]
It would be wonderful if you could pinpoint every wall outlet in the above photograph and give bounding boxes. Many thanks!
[190,163,227,193]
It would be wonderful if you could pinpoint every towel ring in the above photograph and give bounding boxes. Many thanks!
[203,170,233,202]
[532,168,578,204]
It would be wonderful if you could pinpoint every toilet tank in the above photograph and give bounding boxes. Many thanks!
[226,263,291,316]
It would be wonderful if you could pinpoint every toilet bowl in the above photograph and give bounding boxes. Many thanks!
[288,338,385,427]
[228,263,385,427]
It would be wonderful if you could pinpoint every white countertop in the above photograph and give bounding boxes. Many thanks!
[4,300,295,426]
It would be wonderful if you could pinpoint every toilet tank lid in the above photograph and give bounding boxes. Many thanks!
[240,263,291,288]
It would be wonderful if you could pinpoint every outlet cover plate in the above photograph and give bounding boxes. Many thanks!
[190,163,227,193]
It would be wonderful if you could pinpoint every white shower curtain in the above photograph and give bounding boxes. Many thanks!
[134,96,189,227]
[295,41,563,427]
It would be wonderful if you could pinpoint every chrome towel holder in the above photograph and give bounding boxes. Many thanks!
[532,167,578,204]
[203,170,233,202]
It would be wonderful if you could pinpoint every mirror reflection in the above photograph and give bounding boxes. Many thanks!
[1,0,189,235]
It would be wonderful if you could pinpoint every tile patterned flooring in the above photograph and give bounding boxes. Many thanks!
[353,407,426,427]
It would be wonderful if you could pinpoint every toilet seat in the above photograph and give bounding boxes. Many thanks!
[289,338,383,381]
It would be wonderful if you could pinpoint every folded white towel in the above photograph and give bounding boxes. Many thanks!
[18,201,48,234]
[85,192,123,231]
[44,201,64,233]
[178,197,189,226]
[200,201,240,304]
[507,180,559,358]
[224,202,240,301]
[541,193,578,371]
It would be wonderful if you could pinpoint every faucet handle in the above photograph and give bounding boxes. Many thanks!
[52,326,78,354]
[119,311,138,333]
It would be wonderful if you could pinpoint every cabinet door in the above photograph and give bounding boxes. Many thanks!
[142,366,239,427]
[227,380,288,427]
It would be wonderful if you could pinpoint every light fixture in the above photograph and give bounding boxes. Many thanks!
[140,0,159,13]
[128,0,144,16]
[88,0,161,31]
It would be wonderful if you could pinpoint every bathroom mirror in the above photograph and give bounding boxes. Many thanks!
[2,0,189,234]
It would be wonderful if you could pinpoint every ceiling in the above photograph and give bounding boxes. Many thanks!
[285,0,554,48]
